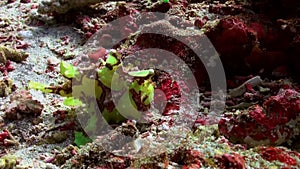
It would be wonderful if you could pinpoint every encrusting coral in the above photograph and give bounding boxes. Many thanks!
[219,89,300,147]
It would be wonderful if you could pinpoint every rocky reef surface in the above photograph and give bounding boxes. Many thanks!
[0,0,300,168]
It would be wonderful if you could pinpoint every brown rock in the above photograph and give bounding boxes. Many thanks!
[4,90,43,120]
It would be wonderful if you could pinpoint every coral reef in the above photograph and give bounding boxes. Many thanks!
[154,72,181,115]
[204,12,300,78]
[205,16,256,73]
[216,153,246,169]
[219,89,300,147]
[121,19,208,85]
[60,124,300,168]
[258,147,300,166]
[0,0,299,168]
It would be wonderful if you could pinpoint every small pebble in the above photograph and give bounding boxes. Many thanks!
[47,57,60,66]
[18,30,34,39]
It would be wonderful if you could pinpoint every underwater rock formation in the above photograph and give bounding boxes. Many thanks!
[219,89,300,147]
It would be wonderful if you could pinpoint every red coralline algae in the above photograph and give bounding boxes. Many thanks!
[0,60,15,76]
[0,131,9,143]
[216,153,246,169]
[206,17,255,72]
[184,149,204,166]
[265,22,295,51]
[194,116,210,126]
[208,17,255,57]
[53,110,68,123]
[155,76,181,116]
[206,16,297,76]
[73,3,141,39]
[245,45,288,72]
[171,148,204,168]
[133,32,207,85]
[31,4,38,9]
[259,147,299,166]
[248,22,266,42]
[194,17,208,29]
[76,15,101,39]
[182,163,201,169]
[219,89,300,146]
[59,122,76,131]
[264,89,300,126]
[245,18,299,75]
